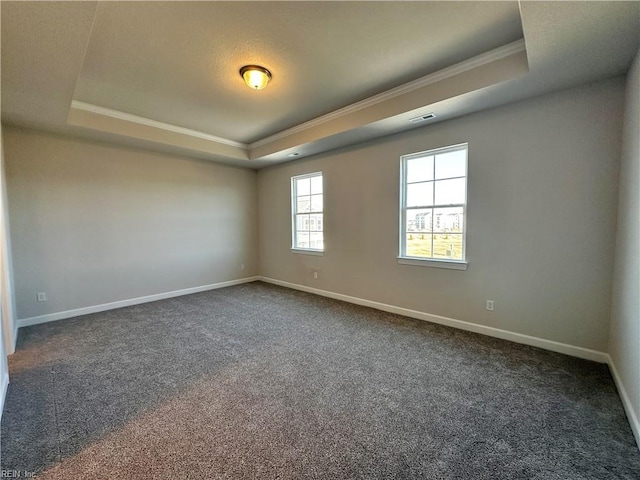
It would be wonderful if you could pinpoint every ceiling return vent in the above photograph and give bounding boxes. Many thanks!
[409,113,436,123]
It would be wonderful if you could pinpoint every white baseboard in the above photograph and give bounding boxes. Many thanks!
[0,371,8,421]
[258,276,609,363]
[8,275,637,450]
[607,355,640,448]
[17,276,260,328]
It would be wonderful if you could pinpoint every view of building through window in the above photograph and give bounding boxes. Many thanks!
[291,146,466,262]
[401,144,467,261]
[292,172,323,251]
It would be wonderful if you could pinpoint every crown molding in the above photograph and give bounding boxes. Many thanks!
[69,39,526,162]
[70,101,248,149]
[249,39,526,149]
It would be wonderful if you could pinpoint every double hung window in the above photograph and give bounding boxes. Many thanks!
[399,144,468,268]
[292,172,323,252]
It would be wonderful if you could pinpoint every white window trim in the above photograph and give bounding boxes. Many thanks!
[397,257,468,270]
[290,248,324,256]
[398,143,468,268]
[291,171,324,253]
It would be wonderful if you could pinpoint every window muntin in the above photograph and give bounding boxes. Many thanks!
[400,144,467,263]
[292,172,323,251]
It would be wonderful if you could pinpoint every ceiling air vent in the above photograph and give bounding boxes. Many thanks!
[409,113,436,124]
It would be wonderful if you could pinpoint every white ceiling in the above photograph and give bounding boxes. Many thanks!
[2,1,639,168]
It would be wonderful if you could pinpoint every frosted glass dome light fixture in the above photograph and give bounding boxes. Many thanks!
[240,65,272,90]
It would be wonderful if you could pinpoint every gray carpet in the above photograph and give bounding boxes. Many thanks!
[1,281,639,479]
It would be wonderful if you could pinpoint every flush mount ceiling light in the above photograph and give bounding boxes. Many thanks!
[240,65,272,90]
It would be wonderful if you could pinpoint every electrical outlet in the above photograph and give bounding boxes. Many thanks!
[313,271,318,279]
[486,300,494,311]
[37,292,47,302]
[241,264,245,270]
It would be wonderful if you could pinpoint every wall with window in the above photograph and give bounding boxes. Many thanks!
[609,49,640,443]
[3,127,258,320]
[258,77,624,353]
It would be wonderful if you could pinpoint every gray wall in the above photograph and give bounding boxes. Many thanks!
[0,125,11,415]
[1,123,17,353]
[3,127,258,320]
[610,49,640,441]
[258,77,624,353]
[0,304,6,415]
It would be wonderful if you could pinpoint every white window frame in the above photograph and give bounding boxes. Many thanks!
[398,143,468,270]
[291,172,324,255]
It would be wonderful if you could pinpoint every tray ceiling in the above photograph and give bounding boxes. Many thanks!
[2,1,639,168]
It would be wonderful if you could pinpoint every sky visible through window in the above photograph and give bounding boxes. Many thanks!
[293,173,323,250]
[403,147,467,261]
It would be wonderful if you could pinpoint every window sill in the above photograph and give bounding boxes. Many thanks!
[397,257,468,270]
[291,248,324,256]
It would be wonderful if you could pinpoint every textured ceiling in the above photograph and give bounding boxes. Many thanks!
[1,1,639,168]
[74,1,523,143]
